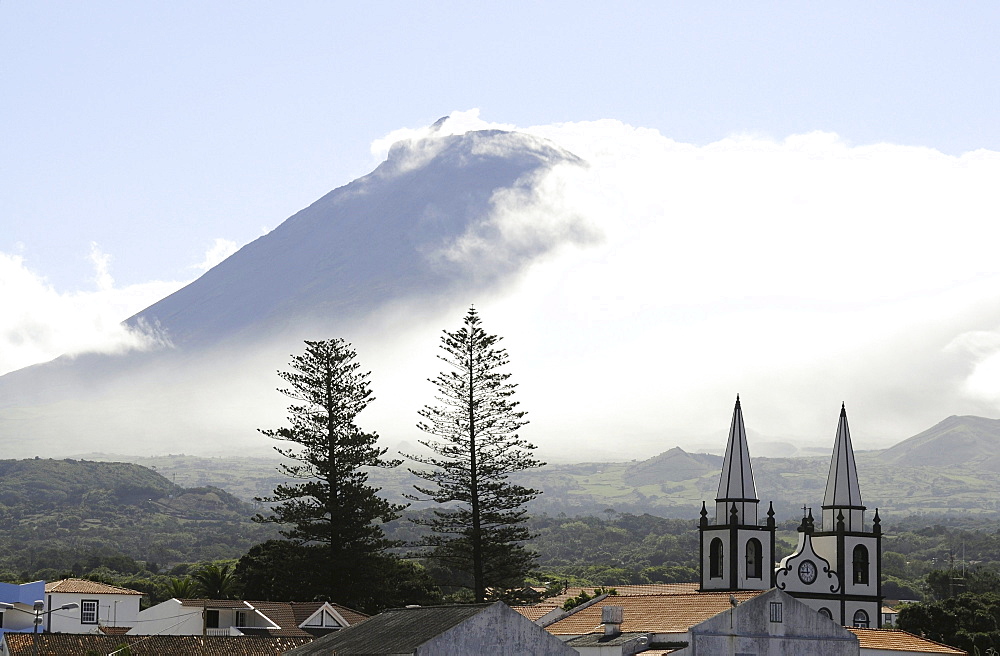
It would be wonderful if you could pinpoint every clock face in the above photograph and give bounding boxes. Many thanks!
[798,559,818,584]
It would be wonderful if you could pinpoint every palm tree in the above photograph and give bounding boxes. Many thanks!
[164,577,198,599]
[191,563,238,599]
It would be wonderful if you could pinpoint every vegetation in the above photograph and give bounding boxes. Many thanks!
[253,339,405,609]
[897,592,1000,653]
[562,586,617,611]
[0,458,275,591]
[406,307,543,603]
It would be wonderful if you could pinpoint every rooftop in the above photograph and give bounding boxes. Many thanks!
[545,591,763,635]
[3,634,312,656]
[285,604,493,655]
[44,578,142,595]
[850,628,966,654]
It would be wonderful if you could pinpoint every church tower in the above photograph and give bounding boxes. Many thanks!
[699,396,776,592]
[775,404,882,627]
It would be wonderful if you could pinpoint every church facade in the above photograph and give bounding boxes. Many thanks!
[698,397,883,628]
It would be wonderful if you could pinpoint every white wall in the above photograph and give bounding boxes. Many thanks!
[46,591,141,634]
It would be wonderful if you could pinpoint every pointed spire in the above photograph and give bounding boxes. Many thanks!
[717,395,758,502]
[823,403,864,511]
[715,395,759,524]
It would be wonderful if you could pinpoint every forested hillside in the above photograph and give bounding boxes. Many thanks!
[0,458,276,581]
[80,445,1000,520]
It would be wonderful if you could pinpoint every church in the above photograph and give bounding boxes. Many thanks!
[699,396,882,629]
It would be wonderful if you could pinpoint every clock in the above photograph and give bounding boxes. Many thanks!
[798,559,818,584]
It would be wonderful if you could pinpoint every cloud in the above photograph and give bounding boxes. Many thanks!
[7,115,1000,462]
[0,241,248,375]
[191,238,240,272]
[363,114,1000,457]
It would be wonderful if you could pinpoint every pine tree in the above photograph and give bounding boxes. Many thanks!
[406,307,543,602]
[254,339,403,604]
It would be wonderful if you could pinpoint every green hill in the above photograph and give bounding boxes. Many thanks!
[0,458,276,579]
[877,415,1000,471]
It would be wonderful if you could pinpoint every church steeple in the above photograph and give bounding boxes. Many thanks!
[699,395,774,592]
[716,395,759,524]
[821,403,865,531]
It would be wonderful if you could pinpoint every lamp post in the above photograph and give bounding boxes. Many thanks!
[0,600,79,656]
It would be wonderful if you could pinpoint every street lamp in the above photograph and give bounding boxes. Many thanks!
[0,601,79,656]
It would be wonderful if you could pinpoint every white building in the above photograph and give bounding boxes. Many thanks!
[43,579,142,633]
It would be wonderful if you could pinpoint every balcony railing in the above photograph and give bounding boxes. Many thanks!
[206,627,244,636]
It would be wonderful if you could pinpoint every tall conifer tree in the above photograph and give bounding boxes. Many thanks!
[254,339,403,603]
[406,307,543,602]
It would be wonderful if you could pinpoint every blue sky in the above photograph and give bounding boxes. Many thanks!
[4,3,997,289]
[2,3,1000,454]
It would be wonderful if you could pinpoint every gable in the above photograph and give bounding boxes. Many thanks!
[419,603,575,656]
[685,589,858,655]
[301,607,346,629]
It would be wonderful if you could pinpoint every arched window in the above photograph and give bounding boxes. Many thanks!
[818,607,833,620]
[746,538,762,579]
[853,609,870,628]
[853,545,870,585]
[710,538,724,578]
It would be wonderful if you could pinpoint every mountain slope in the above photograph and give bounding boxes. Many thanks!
[0,128,584,456]
[128,129,582,348]
[876,415,1000,471]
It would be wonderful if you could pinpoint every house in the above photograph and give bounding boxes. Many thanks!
[128,598,365,637]
[43,579,142,633]
[1,633,312,655]
[0,581,45,635]
[671,589,860,655]
[881,605,899,627]
[284,602,577,655]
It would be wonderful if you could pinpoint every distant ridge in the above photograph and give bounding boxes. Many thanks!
[625,446,723,486]
[877,415,1000,471]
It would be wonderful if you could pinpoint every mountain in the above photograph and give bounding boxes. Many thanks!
[0,126,584,457]
[126,128,582,348]
[876,415,1000,471]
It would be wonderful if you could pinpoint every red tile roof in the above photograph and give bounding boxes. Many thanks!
[542,583,699,607]
[513,603,560,621]
[45,578,142,595]
[849,628,966,654]
[545,591,763,635]
[3,634,312,656]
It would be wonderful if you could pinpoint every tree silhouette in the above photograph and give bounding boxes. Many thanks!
[406,307,543,602]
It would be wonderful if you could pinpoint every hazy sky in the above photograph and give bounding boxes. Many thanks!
[3,3,1000,456]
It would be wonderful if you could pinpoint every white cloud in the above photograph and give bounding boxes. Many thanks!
[363,114,1000,456]
[0,251,183,376]
[191,238,240,272]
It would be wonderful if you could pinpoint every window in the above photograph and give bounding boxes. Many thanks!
[205,609,220,629]
[769,602,782,623]
[818,607,833,620]
[80,600,99,625]
[710,538,724,578]
[235,610,247,627]
[853,545,870,585]
[853,609,870,628]
[746,538,762,579]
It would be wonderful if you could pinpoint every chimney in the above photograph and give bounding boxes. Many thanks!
[602,605,623,636]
